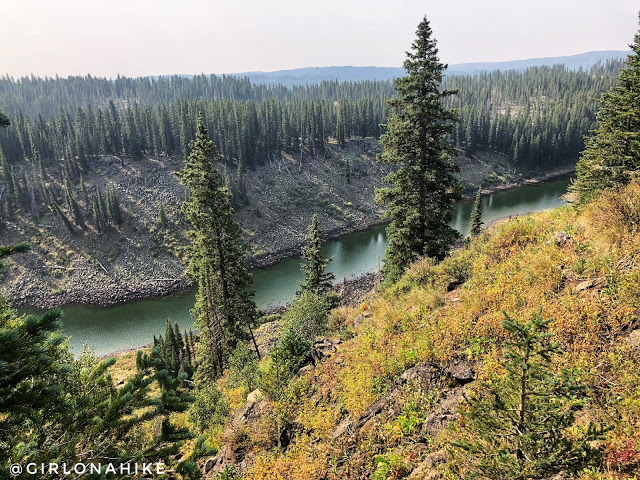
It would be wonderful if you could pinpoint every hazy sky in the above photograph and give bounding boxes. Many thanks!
[1,0,638,78]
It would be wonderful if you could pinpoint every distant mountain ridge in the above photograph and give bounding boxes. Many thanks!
[447,50,629,75]
[230,50,629,86]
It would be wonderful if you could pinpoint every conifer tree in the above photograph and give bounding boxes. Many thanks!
[80,175,89,206]
[1,157,15,207]
[105,183,123,225]
[178,116,260,385]
[174,322,186,370]
[92,193,106,233]
[38,157,47,180]
[470,187,483,237]
[164,318,179,373]
[95,186,107,227]
[158,202,168,226]
[572,17,640,203]
[450,309,606,479]
[189,329,195,349]
[345,157,351,184]
[0,112,9,129]
[465,128,474,157]
[298,214,335,297]
[185,330,194,366]
[64,178,83,226]
[376,17,461,282]
[155,320,194,377]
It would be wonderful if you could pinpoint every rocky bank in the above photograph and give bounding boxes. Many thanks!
[0,139,572,309]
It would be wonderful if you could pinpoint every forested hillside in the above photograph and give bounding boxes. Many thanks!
[0,62,622,307]
[0,63,620,220]
[446,62,620,169]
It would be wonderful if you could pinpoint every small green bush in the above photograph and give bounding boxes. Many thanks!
[281,291,330,342]
[189,386,229,432]
[226,342,260,392]
[258,327,312,401]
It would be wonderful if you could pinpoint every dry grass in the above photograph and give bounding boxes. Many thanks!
[106,181,640,479]
[241,181,640,479]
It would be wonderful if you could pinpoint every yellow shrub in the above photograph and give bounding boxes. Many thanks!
[235,183,640,479]
[581,179,640,248]
[243,434,328,480]
[329,306,359,332]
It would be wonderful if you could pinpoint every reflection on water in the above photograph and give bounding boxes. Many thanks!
[25,176,571,355]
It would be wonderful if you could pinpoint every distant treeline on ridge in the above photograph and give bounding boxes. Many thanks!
[0,60,622,212]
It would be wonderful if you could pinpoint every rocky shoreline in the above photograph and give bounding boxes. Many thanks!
[464,166,575,199]
[15,277,192,311]
[13,215,385,310]
[6,161,573,311]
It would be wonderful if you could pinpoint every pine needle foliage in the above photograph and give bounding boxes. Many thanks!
[572,16,640,203]
[376,16,462,282]
[0,244,198,477]
[177,115,259,385]
[0,241,30,271]
[298,214,335,297]
[470,187,483,237]
[450,309,607,479]
[153,319,194,378]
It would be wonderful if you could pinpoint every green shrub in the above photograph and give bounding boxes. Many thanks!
[258,327,311,401]
[216,466,241,480]
[189,386,229,432]
[372,451,408,480]
[226,342,260,392]
[281,291,330,342]
[440,249,473,285]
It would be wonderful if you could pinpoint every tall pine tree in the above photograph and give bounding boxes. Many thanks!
[178,116,260,385]
[376,16,461,282]
[572,16,640,203]
[105,182,123,225]
[470,187,483,237]
[298,214,335,297]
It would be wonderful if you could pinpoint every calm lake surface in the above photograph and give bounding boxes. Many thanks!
[35,176,572,355]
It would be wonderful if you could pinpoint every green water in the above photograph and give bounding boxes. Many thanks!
[33,176,571,355]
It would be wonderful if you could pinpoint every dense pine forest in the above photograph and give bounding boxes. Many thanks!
[0,62,621,221]
[446,62,621,169]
